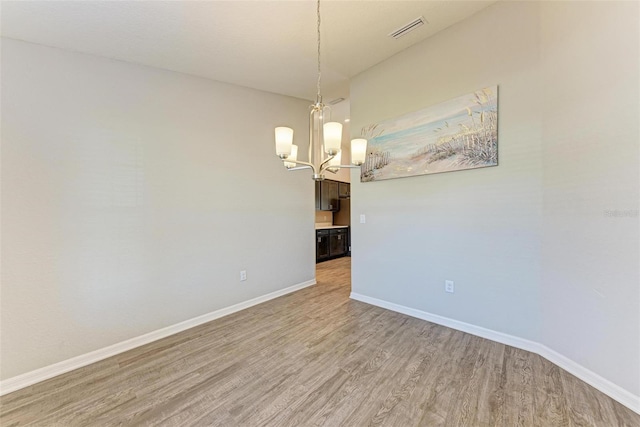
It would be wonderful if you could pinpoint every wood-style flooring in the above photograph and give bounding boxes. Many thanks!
[1,257,638,426]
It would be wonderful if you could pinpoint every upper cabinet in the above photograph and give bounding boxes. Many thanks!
[316,180,340,212]
[338,182,350,199]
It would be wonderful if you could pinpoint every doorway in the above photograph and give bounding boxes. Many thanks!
[316,256,351,294]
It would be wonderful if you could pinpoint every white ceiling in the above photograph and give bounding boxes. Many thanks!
[1,1,496,101]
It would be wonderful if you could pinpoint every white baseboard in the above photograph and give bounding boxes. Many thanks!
[350,292,640,415]
[0,279,316,396]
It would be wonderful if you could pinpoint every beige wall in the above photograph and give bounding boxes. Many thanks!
[350,0,638,399]
[1,39,315,380]
[315,211,333,225]
[333,199,350,227]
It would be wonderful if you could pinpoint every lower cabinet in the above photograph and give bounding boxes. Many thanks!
[316,230,330,262]
[316,227,349,263]
[329,229,348,257]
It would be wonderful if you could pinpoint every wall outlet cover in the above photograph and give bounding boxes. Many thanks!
[445,280,454,293]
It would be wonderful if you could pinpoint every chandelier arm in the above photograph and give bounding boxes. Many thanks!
[281,158,317,173]
[328,164,363,169]
[286,165,313,171]
[318,153,336,174]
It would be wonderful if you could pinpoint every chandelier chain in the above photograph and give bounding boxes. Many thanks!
[316,0,321,102]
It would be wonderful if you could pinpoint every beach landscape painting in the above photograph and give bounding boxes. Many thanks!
[360,86,498,182]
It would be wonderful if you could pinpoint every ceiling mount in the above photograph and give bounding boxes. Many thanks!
[388,16,426,39]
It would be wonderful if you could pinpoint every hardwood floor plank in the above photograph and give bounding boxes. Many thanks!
[444,337,497,427]
[529,352,570,426]
[502,346,537,426]
[1,257,638,426]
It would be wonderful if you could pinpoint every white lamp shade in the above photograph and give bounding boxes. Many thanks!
[284,144,298,168]
[323,122,342,154]
[329,150,341,167]
[275,127,294,157]
[351,138,367,165]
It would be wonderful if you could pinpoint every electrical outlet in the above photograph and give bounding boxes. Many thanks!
[445,280,454,293]
[240,270,247,281]
[360,214,366,224]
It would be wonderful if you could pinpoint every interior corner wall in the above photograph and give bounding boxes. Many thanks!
[0,38,315,380]
[538,0,639,397]
[350,0,639,399]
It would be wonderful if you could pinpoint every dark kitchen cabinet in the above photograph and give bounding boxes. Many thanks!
[317,180,339,211]
[329,228,348,257]
[338,182,350,199]
[316,227,349,263]
[316,230,330,262]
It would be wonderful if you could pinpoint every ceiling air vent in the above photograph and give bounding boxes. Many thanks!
[388,16,426,39]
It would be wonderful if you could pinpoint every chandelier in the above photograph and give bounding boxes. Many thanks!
[274,0,367,181]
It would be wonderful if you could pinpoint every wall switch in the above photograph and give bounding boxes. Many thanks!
[240,270,247,281]
[360,214,366,224]
[445,280,454,293]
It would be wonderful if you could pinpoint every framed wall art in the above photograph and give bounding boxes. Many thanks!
[360,86,498,182]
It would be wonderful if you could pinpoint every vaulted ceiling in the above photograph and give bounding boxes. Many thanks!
[1,1,496,101]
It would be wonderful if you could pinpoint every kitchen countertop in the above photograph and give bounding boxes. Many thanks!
[315,225,349,230]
